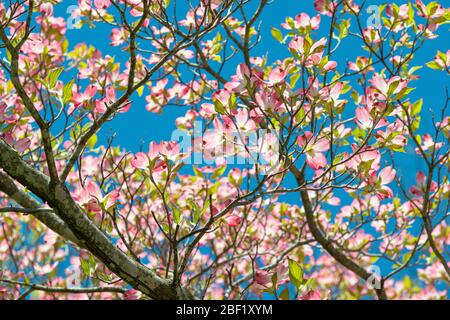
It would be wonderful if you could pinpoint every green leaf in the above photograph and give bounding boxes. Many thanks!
[402,252,413,265]
[81,259,91,276]
[212,55,222,63]
[197,198,211,223]
[193,166,205,179]
[190,200,202,224]
[211,166,226,180]
[338,19,350,38]
[62,80,74,104]
[404,275,412,290]
[393,87,414,101]
[415,134,422,145]
[46,67,64,89]
[290,72,301,87]
[263,287,275,295]
[173,205,181,225]
[229,93,237,111]
[271,27,283,42]
[87,134,98,149]
[214,100,226,115]
[387,80,400,96]
[427,2,440,16]
[407,2,415,23]
[136,85,144,97]
[271,273,278,289]
[437,51,447,63]
[352,127,366,140]
[411,116,421,131]
[426,61,441,70]
[288,258,304,288]
[411,99,423,116]
[161,223,170,234]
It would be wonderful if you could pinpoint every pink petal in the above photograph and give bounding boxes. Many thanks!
[355,107,371,129]
[85,85,98,99]
[15,138,31,153]
[329,82,343,100]
[236,63,250,79]
[124,289,140,300]
[327,196,341,206]
[376,186,393,200]
[369,74,388,94]
[307,152,327,170]
[416,171,426,186]
[105,190,120,209]
[289,36,305,53]
[130,152,149,169]
[323,60,337,71]
[379,166,396,185]
[297,131,314,148]
[106,86,116,102]
[409,186,422,197]
[313,138,330,152]
[226,214,242,227]
[268,67,286,85]
[310,37,327,53]
[213,89,231,106]
[296,13,310,28]
[311,15,321,29]
[85,181,103,199]
[94,100,107,113]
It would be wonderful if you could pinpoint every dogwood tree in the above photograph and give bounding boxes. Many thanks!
[0,0,449,300]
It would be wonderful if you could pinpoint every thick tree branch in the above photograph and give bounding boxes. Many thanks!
[0,170,83,244]
[0,140,191,299]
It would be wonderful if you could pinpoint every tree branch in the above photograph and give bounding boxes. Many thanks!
[0,139,190,299]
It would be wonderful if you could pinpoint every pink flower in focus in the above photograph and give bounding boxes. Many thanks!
[376,166,396,200]
[369,74,408,98]
[73,85,97,108]
[267,67,286,85]
[354,107,388,131]
[76,180,119,213]
[297,131,329,170]
[130,152,149,170]
[282,13,321,30]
